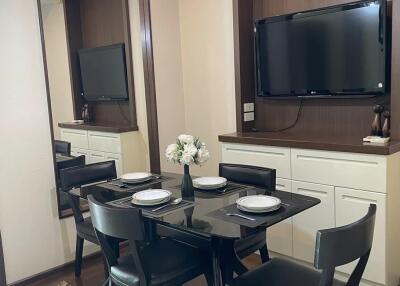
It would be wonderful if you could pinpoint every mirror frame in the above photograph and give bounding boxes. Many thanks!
[36,0,161,219]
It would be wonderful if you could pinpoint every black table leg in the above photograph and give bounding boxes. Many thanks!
[220,239,248,284]
[211,238,223,286]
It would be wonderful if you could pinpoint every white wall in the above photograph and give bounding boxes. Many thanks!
[0,0,149,283]
[0,1,98,283]
[151,0,186,174]
[152,0,236,176]
[42,1,74,140]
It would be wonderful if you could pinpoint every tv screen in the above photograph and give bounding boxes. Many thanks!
[78,43,129,101]
[255,0,387,98]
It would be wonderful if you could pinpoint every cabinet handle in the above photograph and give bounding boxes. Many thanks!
[341,195,377,205]
[296,155,379,166]
[226,148,286,157]
[297,188,328,198]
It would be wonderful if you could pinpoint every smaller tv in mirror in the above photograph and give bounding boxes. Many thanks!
[78,43,129,101]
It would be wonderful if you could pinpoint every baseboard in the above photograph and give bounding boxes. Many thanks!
[8,251,103,286]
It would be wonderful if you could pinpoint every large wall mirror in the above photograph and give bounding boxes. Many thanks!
[38,0,154,218]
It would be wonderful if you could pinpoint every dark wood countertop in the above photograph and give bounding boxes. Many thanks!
[58,122,139,133]
[219,132,400,155]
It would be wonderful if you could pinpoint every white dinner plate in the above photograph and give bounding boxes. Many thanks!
[132,196,170,206]
[193,177,227,190]
[132,189,172,205]
[236,195,281,213]
[121,172,153,183]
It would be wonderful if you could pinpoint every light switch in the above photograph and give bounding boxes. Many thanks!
[244,112,255,122]
[244,103,255,112]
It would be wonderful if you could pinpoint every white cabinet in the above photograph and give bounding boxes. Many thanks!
[292,181,335,263]
[221,143,400,286]
[61,128,143,176]
[267,178,293,256]
[222,143,291,178]
[335,187,386,285]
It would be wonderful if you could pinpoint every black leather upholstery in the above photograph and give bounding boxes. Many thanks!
[219,163,276,191]
[88,195,212,286]
[55,140,71,156]
[230,258,345,286]
[219,163,276,263]
[229,205,376,286]
[59,161,118,277]
[110,239,207,286]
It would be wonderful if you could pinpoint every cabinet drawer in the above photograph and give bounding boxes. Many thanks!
[291,149,387,193]
[222,143,291,178]
[88,131,121,154]
[60,129,88,149]
[268,178,293,256]
[292,181,335,263]
[335,187,386,284]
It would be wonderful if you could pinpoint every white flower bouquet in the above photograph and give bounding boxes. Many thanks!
[166,134,210,166]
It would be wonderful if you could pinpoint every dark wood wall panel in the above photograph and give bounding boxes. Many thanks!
[64,0,137,128]
[0,233,6,286]
[390,0,400,139]
[236,0,393,140]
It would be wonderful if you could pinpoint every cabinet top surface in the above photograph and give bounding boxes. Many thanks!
[219,132,400,156]
[59,122,139,133]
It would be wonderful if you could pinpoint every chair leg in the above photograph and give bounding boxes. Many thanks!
[204,270,214,286]
[75,236,84,277]
[259,244,270,263]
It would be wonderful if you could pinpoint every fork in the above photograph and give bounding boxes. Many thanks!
[221,209,256,221]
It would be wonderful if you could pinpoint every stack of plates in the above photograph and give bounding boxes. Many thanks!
[236,195,281,213]
[132,189,172,206]
[193,177,227,190]
[121,172,153,184]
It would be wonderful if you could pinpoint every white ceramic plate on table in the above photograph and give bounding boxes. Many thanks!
[236,195,281,213]
[121,172,153,184]
[131,189,172,206]
[193,177,227,190]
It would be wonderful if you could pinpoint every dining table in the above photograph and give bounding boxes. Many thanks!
[69,172,320,286]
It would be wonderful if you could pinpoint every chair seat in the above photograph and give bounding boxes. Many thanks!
[235,231,266,259]
[230,258,346,286]
[76,217,98,244]
[111,239,207,286]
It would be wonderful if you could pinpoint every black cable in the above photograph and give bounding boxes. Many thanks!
[254,99,304,133]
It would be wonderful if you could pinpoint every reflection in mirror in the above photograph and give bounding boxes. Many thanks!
[40,0,83,217]
[39,0,141,218]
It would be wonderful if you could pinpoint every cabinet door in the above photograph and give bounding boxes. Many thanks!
[267,178,293,256]
[60,128,88,149]
[71,148,89,162]
[88,151,107,164]
[335,187,386,285]
[292,181,335,263]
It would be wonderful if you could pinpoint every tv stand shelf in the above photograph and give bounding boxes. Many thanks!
[58,122,138,133]
[219,132,400,155]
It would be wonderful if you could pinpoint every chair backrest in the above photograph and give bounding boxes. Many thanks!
[59,161,117,224]
[314,204,376,286]
[55,140,71,156]
[219,163,276,191]
[59,161,117,191]
[88,195,148,283]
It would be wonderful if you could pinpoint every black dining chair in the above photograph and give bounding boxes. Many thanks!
[59,161,118,277]
[229,204,377,286]
[54,140,71,156]
[56,155,86,211]
[219,163,276,263]
[88,195,213,286]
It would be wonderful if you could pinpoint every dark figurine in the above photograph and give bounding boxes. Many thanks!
[82,103,91,123]
[371,105,384,137]
[382,110,390,138]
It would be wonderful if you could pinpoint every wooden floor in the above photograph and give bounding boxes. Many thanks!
[24,253,261,286]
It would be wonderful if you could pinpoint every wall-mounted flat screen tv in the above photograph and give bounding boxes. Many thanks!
[78,43,129,101]
[255,0,388,98]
